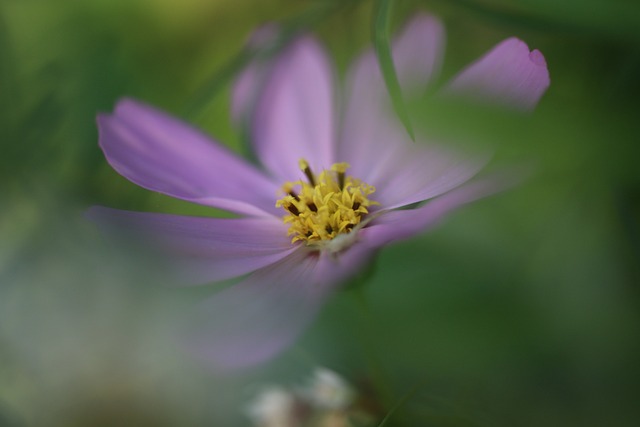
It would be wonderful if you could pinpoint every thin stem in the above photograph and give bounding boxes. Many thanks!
[376,382,423,427]
[350,286,395,410]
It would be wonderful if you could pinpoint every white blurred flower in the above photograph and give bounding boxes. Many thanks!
[304,368,354,411]
[245,387,299,427]
[246,368,368,427]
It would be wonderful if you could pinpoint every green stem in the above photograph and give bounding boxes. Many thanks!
[376,382,424,427]
[351,286,395,411]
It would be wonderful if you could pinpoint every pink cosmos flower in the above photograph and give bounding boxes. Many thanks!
[89,14,549,370]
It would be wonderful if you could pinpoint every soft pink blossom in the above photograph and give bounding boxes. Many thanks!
[90,14,549,369]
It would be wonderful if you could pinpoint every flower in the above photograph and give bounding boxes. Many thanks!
[89,14,549,370]
[245,368,370,427]
[301,368,355,411]
[245,387,301,427]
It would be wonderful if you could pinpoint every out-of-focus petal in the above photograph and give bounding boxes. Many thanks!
[391,13,446,93]
[252,37,336,181]
[444,38,550,111]
[87,206,296,284]
[343,105,487,211]
[184,246,374,370]
[361,176,509,248]
[98,98,280,217]
[339,14,445,179]
[367,134,489,210]
[231,24,281,125]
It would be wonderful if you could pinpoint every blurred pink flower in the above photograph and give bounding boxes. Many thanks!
[90,14,549,369]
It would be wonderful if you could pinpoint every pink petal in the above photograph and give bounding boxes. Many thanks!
[98,98,280,217]
[342,103,486,211]
[445,38,550,111]
[184,245,374,370]
[339,14,445,182]
[252,37,336,182]
[87,206,296,284]
[361,176,510,248]
[391,13,446,94]
[231,24,281,125]
[368,135,489,210]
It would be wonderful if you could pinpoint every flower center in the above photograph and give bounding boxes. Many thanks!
[276,159,377,244]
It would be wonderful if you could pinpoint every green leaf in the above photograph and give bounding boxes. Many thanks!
[182,48,254,120]
[372,0,415,141]
[440,0,640,41]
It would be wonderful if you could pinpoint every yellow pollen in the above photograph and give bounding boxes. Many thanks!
[276,159,378,244]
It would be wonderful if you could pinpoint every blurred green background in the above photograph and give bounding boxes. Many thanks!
[1,0,639,426]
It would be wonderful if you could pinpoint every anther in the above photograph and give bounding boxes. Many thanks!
[352,201,360,211]
[286,204,300,216]
[325,225,333,234]
[307,202,318,212]
[288,191,300,201]
[331,163,349,190]
[299,159,316,186]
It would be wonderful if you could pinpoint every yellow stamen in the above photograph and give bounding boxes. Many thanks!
[276,159,378,244]
[331,162,349,189]
[298,158,316,186]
